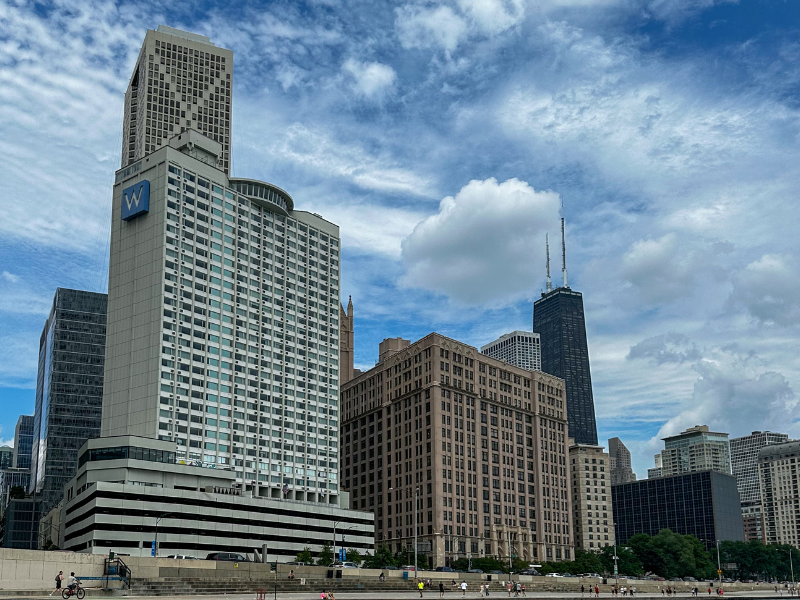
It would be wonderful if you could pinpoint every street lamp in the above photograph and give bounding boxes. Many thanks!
[716,540,723,592]
[414,486,420,574]
[779,548,796,594]
[154,512,172,557]
[613,522,619,592]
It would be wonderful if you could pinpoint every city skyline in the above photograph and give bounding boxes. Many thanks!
[2,2,800,478]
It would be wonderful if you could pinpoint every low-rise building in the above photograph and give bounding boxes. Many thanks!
[569,443,614,549]
[612,470,743,551]
[60,435,373,558]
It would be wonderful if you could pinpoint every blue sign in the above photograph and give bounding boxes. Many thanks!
[121,180,150,221]
[339,548,346,562]
[151,541,156,557]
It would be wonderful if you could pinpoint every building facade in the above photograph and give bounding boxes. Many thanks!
[12,415,34,470]
[480,331,542,372]
[339,297,356,385]
[121,26,233,175]
[533,288,598,446]
[655,425,732,477]
[104,129,342,502]
[0,498,41,549]
[731,431,789,542]
[608,437,636,485]
[30,289,107,515]
[612,470,743,551]
[758,440,800,546]
[569,443,614,549]
[0,447,11,470]
[648,454,662,479]
[340,333,574,568]
[60,436,372,557]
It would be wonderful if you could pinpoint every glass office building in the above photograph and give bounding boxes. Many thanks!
[611,470,744,550]
[13,415,34,470]
[533,287,598,445]
[30,289,107,514]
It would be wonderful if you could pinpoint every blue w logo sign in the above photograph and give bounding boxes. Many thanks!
[121,180,150,221]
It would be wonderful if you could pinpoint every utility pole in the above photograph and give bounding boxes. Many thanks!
[613,523,619,592]
[716,540,722,591]
[333,520,339,563]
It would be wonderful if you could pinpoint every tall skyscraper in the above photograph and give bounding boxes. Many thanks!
[106,28,341,501]
[730,430,789,542]
[481,331,542,371]
[122,26,233,174]
[12,415,34,470]
[340,333,574,566]
[533,221,598,445]
[655,425,731,477]
[30,289,107,514]
[758,440,800,546]
[608,437,636,485]
[339,296,356,385]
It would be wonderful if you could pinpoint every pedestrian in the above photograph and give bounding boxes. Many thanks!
[595,584,600,597]
[419,580,425,597]
[661,588,665,597]
[50,571,63,597]
[582,585,586,597]
[461,581,468,597]
[708,588,712,596]
[440,582,445,599]
[507,582,512,597]
[480,584,485,596]
[521,584,526,597]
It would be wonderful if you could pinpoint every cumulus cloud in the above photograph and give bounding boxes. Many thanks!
[456,0,525,35]
[653,347,799,442]
[627,332,701,365]
[620,233,696,303]
[342,59,397,100]
[400,177,561,304]
[395,5,469,55]
[730,254,800,326]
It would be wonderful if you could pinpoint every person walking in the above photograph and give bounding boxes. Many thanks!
[582,585,586,597]
[521,584,526,597]
[50,571,63,597]
[439,582,445,599]
[507,582,512,597]
[595,584,600,597]
[419,580,425,597]
[461,581,468,597]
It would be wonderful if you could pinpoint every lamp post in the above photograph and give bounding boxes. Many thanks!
[333,520,340,563]
[716,540,723,591]
[154,513,172,558]
[780,548,796,594]
[613,522,619,592]
[414,487,420,574]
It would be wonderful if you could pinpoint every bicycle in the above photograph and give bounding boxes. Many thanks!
[61,582,85,599]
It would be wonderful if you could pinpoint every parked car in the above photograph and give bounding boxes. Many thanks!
[167,554,197,559]
[382,565,400,570]
[669,577,683,582]
[489,570,505,575]
[435,566,455,572]
[401,565,416,571]
[206,552,250,562]
[520,570,540,576]
[684,577,697,582]
[546,573,564,578]
[468,569,484,574]
[328,562,359,569]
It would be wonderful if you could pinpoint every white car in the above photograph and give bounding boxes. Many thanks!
[329,562,359,569]
[546,573,564,578]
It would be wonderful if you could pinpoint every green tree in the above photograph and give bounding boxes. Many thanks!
[296,547,313,564]
[599,545,643,577]
[572,548,605,575]
[362,544,397,569]
[316,541,333,566]
[347,548,363,565]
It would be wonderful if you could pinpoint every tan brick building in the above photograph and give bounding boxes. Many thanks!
[340,333,574,568]
[569,443,614,549]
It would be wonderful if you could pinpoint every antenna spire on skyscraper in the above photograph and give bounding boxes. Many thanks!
[546,233,552,293]
[561,217,568,289]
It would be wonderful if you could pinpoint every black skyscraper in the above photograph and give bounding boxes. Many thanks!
[533,222,598,445]
[30,289,107,515]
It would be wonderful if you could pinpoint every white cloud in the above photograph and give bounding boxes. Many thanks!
[1,272,19,284]
[395,5,469,55]
[400,177,561,304]
[627,332,701,365]
[730,254,800,326]
[456,0,525,34]
[342,59,397,100]
[620,233,696,303]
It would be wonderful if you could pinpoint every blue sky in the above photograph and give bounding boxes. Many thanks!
[1,0,799,476]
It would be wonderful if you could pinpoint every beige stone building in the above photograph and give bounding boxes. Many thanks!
[340,333,574,568]
[759,440,800,546]
[569,443,614,549]
[339,296,356,385]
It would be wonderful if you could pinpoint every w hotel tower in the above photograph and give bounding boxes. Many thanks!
[104,27,343,504]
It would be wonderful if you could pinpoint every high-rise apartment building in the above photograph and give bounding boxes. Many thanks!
[122,26,233,174]
[758,440,800,546]
[655,425,731,477]
[533,221,598,446]
[340,333,574,567]
[731,431,789,542]
[105,131,342,500]
[608,437,636,485]
[612,470,744,551]
[481,331,542,371]
[569,443,614,549]
[12,415,34,470]
[647,454,662,479]
[30,289,107,514]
